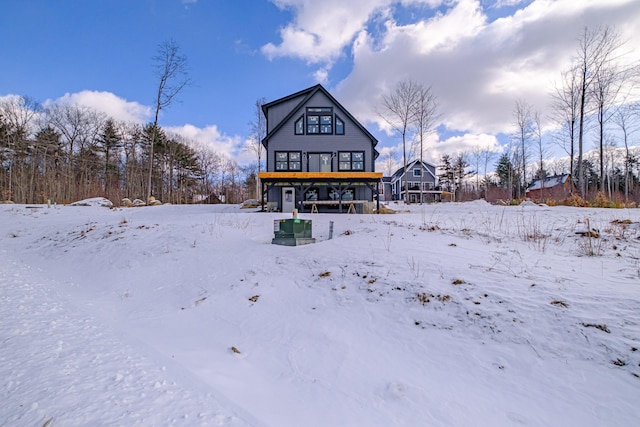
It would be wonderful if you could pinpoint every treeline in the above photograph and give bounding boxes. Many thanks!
[0,96,257,205]
[437,148,640,204]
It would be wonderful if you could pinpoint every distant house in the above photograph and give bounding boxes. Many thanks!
[389,159,438,203]
[258,84,382,213]
[525,174,572,200]
[380,176,393,202]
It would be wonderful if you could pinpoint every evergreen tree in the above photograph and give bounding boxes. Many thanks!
[438,154,455,192]
[95,119,123,194]
[496,153,516,188]
[453,153,474,192]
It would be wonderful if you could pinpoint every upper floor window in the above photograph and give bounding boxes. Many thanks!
[413,168,422,177]
[306,107,333,135]
[275,151,301,171]
[335,116,344,135]
[295,116,304,135]
[338,151,364,171]
[320,115,332,134]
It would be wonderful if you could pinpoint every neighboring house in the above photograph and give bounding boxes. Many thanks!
[258,84,382,213]
[380,176,393,202]
[389,159,438,203]
[525,174,572,199]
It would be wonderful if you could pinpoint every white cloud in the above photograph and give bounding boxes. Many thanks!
[165,124,245,161]
[491,0,527,8]
[334,0,640,146]
[313,68,330,85]
[431,133,501,161]
[46,91,152,124]
[263,0,396,64]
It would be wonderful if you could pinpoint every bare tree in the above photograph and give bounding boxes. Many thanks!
[591,34,628,192]
[0,96,39,202]
[378,80,421,203]
[614,104,638,202]
[412,85,438,202]
[480,146,497,194]
[512,99,534,198]
[147,39,191,202]
[119,121,146,199]
[470,146,483,196]
[246,97,267,201]
[551,65,581,183]
[574,26,622,197]
[379,147,399,177]
[44,102,105,202]
[533,112,549,180]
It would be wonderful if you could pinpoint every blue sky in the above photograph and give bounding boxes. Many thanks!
[2,0,639,170]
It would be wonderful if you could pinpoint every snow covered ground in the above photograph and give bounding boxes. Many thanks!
[1,200,639,426]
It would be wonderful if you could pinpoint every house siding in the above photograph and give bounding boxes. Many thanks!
[266,95,304,134]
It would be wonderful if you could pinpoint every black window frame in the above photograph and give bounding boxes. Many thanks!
[306,107,333,135]
[275,151,302,171]
[338,151,365,171]
[294,115,304,135]
[335,115,345,135]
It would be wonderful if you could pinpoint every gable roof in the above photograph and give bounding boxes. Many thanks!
[261,84,379,157]
[391,159,437,180]
[526,174,571,192]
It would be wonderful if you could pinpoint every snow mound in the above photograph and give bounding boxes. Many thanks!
[519,200,540,208]
[69,197,113,208]
[241,199,260,208]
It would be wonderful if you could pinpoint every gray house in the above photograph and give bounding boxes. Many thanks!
[259,84,382,213]
[389,159,438,203]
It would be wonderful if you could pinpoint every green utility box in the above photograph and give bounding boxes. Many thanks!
[272,218,316,246]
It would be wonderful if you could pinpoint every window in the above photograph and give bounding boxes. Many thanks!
[413,168,422,177]
[305,189,318,201]
[335,116,344,135]
[275,151,301,171]
[307,115,319,134]
[320,115,332,134]
[306,107,333,135]
[308,153,332,172]
[295,116,304,135]
[338,151,364,171]
[329,188,354,200]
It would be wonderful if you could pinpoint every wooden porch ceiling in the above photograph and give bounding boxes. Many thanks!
[259,172,383,180]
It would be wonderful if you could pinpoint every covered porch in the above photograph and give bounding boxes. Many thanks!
[258,172,383,214]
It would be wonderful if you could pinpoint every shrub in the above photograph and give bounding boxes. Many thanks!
[562,194,589,207]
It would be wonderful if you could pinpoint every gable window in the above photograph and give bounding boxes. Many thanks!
[295,116,304,135]
[275,151,301,171]
[307,115,319,134]
[413,168,421,177]
[338,151,364,171]
[335,116,344,135]
[320,115,332,134]
[306,107,333,134]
